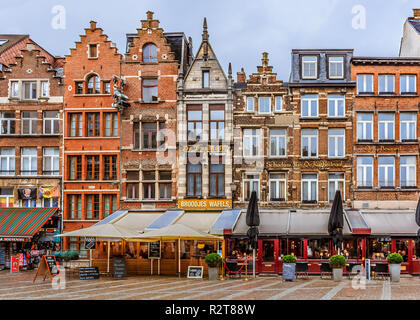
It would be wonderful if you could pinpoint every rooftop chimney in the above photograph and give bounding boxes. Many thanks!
[237,67,246,83]
[90,21,97,30]
[413,9,420,20]
[146,11,154,20]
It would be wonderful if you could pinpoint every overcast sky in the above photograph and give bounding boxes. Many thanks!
[1,0,418,80]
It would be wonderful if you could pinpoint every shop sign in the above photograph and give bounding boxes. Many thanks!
[0,237,30,242]
[85,237,96,250]
[178,199,232,210]
[187,266,203,279]
[33,255,59,282]
[11,256,19,273]
[266,160,345,170]
[148,241,161,259]
[182,145,229,152]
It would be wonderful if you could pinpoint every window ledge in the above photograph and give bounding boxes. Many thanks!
[300,116,320,120]
[326,117,347,120]
[267,156,288,159]
[378,140,396,143]
[299,157,319,161]
[327,157,346,160]
[73,94,112,97]
[134,100,162,104]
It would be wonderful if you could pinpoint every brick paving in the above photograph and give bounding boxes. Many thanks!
[1,270,420,300]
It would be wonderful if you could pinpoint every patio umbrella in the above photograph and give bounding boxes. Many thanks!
[246,190,260,278]
[415,197,420,241]
[328,190,344,253]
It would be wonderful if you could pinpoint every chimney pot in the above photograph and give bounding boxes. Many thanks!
[146,11,154,20]
[90,21,97,30]
[413,8,420,19]
[237,68,246,83]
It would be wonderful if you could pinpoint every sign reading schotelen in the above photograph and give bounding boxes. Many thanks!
[178,199,232,210]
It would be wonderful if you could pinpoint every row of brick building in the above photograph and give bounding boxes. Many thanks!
[1,10,420,259]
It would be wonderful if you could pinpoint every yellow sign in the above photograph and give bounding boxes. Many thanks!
[183,145,229,152]
[178,199,232,210]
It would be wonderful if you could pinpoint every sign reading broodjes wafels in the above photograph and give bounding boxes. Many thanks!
[178,199,232,210]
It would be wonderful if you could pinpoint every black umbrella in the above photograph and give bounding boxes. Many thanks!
[415,197,420,241]
[246,191,260,250]
[328,190,344,251]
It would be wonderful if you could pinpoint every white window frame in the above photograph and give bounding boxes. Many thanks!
[328,56,344,79]
[328,173,345,202]
[274,96,283,112]
[302,56,317,79]
[23,81,37,100]
[0,189,14,208]
[327,94,345,117]
[301,174,318,203]
[400,156,416,187]
[357,113,373,141]
[21,111,38,135]
[328,128,345,158]
[400,75,417,94]
[357,156,373,187]
[243,129,260,158]
[21,147,37,176]
[357,74,374,94]
[258,97,271,114]
[43,147,59,176]
[43,111,60,134]
[0,148,15,176]
[10,81,19,98]
[41,81,49,97]
[378,74,395,93]
[269,129,287,157]
[269,173,287,201]
[378,113,395,141]
[301,94,318,117]
[301,129,318,158]
[243,174,260,201]
[246,97,254,112]
[378,156,395,188]
[0,112,16,135]
[400,112,417,141]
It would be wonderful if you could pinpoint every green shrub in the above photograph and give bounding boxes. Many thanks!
[387,253,403,264]
[205,253,222,268]
[282,255,297,263]
[329,255,346,268]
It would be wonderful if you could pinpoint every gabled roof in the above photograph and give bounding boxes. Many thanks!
[0,34,28,55]
[408,19,420,34]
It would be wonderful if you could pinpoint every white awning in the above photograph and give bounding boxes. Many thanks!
[361,210,417,236]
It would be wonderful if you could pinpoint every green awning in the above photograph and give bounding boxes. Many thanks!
[0,207,57,238]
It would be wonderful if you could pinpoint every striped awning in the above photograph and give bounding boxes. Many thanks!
[0,207,57,238]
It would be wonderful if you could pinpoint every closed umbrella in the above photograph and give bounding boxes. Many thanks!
[246,190,260,278]
[328,190,344,253]
[415,197,420,241]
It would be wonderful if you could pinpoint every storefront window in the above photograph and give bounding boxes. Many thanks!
[367,238,391,260]
[307,239,331,259]
[227,239,250,258]
[412,240,420,260]
[162,241,175,259]
[396,240,409,262]
[288,238,304,258]
[342,239,362,259]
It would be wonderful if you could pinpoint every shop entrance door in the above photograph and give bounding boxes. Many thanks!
[259,239,278,273]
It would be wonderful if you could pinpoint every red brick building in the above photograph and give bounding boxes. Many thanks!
[62,22,122,253]
[351,57,420,209]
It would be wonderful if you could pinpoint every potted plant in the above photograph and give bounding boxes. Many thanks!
[387,253,403,282]
[205,253,222,281]
[329,255,346,281]
[282,255,296,281]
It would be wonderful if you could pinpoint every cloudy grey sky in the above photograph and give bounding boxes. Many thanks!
[1,0,417,80]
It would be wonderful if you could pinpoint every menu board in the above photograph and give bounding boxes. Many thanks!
[0,250,5,265]
[79,267,100,280]
[33,255,59,282]
[187,266,203,279]
[45,255,59,275]
[148,241,161,259]
[112,256,126,278]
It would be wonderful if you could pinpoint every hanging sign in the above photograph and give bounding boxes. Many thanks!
[85,237,96,250]
[148,242,161,259]
[33,255,59,283]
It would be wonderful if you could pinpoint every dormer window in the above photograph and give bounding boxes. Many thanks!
[143,43,157,63]
[88,44,98,58]
[302,56,317,79]
[203,71,210,88]
[328,56,344,79]
[87,75,100,94]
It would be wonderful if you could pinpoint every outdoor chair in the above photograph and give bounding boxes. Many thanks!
[373,263,389,280]
[224,261,242,279]
[295,262,309,279]
[320,262,332,279]
[346,263,362,279]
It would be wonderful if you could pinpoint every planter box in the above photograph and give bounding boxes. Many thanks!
[389,263,401,282]
[208,267,219,281]
[283,263,295,281]
[332,268,343,281]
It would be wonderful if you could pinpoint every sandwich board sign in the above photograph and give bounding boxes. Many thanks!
[85,237,96,250]
[33,255,59,283]
[187,266,203,279]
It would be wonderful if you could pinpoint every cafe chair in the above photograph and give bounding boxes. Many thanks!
[373,263,389,280]
[320,262,332,279]
[295,261,309,279]
[346,263,361,279]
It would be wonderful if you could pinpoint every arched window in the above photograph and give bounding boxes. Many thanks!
[87,75,100,94]
[143,43,157,63]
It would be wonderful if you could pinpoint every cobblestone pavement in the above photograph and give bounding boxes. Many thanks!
[0,270,419,300]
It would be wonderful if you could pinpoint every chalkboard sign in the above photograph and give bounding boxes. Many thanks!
[282,263,295,281]
[187,266,203,279]
[79,267,100,280]
[112,256,126,278]
[45,255,59,275]
[148,241,161,259]
[33,255,59,283]
[84,237,96,250]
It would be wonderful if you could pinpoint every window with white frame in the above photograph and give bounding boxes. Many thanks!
[269,173,286,201]
[23,81,37,100]
[0,112,16,134]
[378,113,394,141]
[357,113,373,141]
[270,129,286,157]
[41,81,49,97]
[400,156,416,187]
[243,174,259,201]
[301,94,318,117]
[328,128,345,158]
[43,111,59,134]
[21,111,38,134]
[21,147,37,176]
[0,188,14,207]
[275,96,283,112]
[328,94,345,117]
[400,112,417,141]
[328,173,345,202]
[247,97,254,112]
[328,56,344,79]
[43,147,59,175]
[357,156,373,187]
[301,129,318,158]
[243,129,260,157]
[302,174,317,203]
[378,156,395,187]
[10,81,19,98]
[302,56,317,79]
[43,197,59,208]
[0,148,15,176]
[400,75,416,94]
[357,74,373,93]
[258,97,271,114]
[378,75,395,93]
